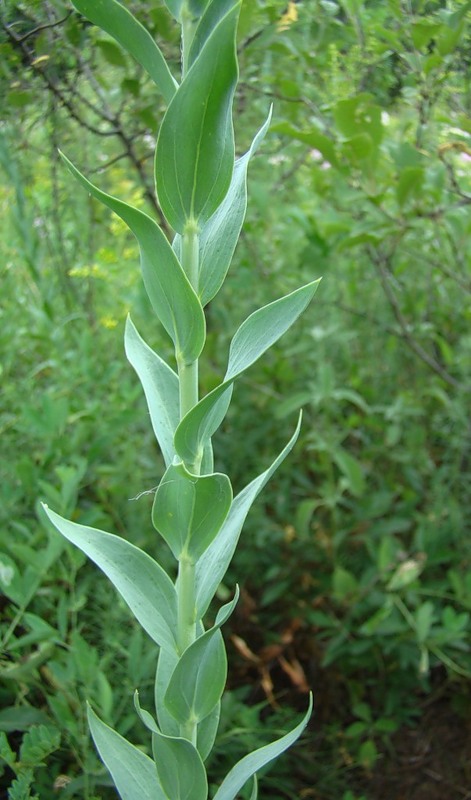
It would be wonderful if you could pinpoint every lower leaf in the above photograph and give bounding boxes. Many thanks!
[87,705,165,800]
[212,695,313,800]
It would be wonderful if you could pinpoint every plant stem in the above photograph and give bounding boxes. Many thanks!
[178,225,200,419]
[181,5,196,79]
[176,221,200,742]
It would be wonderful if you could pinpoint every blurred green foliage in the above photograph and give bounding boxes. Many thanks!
[1,0,470,797]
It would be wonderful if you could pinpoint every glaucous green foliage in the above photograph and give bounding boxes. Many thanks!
[42,1,316,797]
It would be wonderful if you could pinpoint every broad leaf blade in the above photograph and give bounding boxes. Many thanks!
[165,594,237,724]
[61,153,205,364]
[43,506,178,652]
[125,317,179,467]
[87,706,165,800]
[72,0,177,104]
[155,3,240,231]
[152,464,233,561]
[225,280,321,381]
[152,731,208,800]
[196,415,302,616]
[212,696,313,800]
[198,110,272,307]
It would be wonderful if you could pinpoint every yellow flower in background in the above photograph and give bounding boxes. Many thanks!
[278,1,298,32]
[99,315,118,330]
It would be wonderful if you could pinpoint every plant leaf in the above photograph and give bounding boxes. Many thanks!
[125,317,179,467]
[152,464,233,561]
[174,281,319,465]
[43,506,178,652]
[188,0,238,67]
[72,0,177,103]
[87,705,165,800]
[60,153,205,364]
[152,731,208,800]
[155,3,240,232]
[225,280,321,381]
[196,415,302,616]
[155,648,220,760]
[212,696,313,800]
[197,109,272,306]
[162,0,184,20]
[165,593,238,725]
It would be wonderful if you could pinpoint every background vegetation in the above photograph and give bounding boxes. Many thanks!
[1,1,470,798]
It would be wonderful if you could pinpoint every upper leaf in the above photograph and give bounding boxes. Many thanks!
[188,0,237,67]
[61,154,205,364]
[87,706,165,800]
[43,507,178,652]
[125,317,179,467]
[174,281,319,465]
[155,3,240,232]
[152,464,233,561]
[197,110,272,306]
[72,0,178,104]
[212,696,313,800]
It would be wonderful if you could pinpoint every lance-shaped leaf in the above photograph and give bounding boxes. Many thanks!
[165,592,238,725]
[72,0,178,104]
[61,153,205,364]
[125,317,179,467]
[87,705,165,800]
[43,506,178,652]
[188,0,237,67]
[152,731,208,800]
[196,415,301,616]
[197,110,272,307]
[174,281,319,465]
[225,279,321,380]
[212,695,313,800]
[155,3,240,232]
[152,464,232,561]
[155,647,220,761]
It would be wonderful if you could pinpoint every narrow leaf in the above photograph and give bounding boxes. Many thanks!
[162,0,184,20]
[43,506,178,652]
[125,316,179,467]
[175,281,318,465]
[196,415,302,616]
[72,0,178,103]
[87,705,165,800]
[165,594,238,725]
[212,696,313,800]
[225,280,321,381]
[198,110,272,306]
[61,153,205,364]
[152,464,232,560]
[155,3,240,231]
[152,731,208,800]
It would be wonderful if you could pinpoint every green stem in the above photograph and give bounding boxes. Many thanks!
[177,555,197,745]
[178,224,200,419]
[176,222,201,745]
